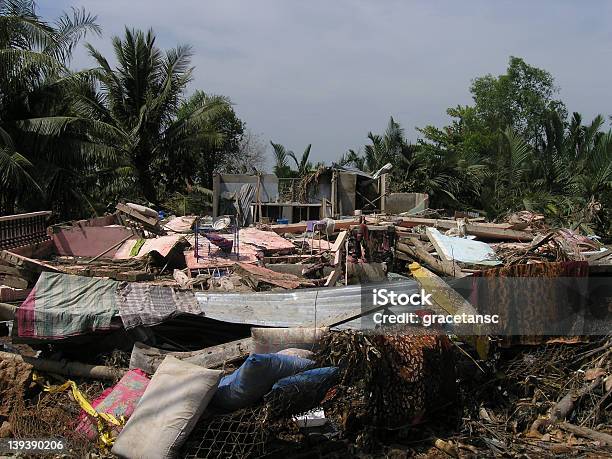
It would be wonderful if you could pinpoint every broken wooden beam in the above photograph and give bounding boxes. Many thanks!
[116,203,165,235]
[324,268,342,287]
[129,338,254,373]
[234,262,315,289]
[263,254,324,264]
[0,351,125,381]
[409,262,490,359]
[396,217,533,241]
[396,241,466,278]
[330,230,348,252]
[0,250,62,274]
[558,422,612,445]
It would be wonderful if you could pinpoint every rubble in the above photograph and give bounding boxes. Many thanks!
[0,202,610,457]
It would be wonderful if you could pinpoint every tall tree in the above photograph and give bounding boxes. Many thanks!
[161,90,243,192]
[0,0,100,215]
[287,144,314,177]
[60,28,228,205]
[470,56,566,147]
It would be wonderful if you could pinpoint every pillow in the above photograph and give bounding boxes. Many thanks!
[111,356,222,459]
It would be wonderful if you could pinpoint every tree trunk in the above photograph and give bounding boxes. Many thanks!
[133,155,158,205]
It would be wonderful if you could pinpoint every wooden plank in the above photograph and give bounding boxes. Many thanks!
[409,262,490,359]
[116,203,159,227]
[263,254,323,263]
[234,262,314,289]
[587,248,611,263]
[464,224,533,241]
[0,250,62,273]
[129,338,254,373]
[0,351,125,380]
[116,203,165,235]
[558,422,612,445]
[0,211,51,223]
[330,230,348,252]
[396,217,533,241]
[324,269,342,287]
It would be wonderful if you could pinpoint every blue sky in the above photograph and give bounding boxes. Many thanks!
[39,1,612,165]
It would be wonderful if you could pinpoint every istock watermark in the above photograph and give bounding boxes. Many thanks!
[372,288,433,306]
[371,311,500,327]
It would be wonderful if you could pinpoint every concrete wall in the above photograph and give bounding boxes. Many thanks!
[383,193,429,215]
[217,174,279,202]
[337,172,356,215]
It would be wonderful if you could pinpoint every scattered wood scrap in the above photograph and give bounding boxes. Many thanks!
[395,216,533,241]
[396,240,466,278]
[234,262,315,289]
[324,268,342,287]
[116,203,165,235]
[0,250,62,274]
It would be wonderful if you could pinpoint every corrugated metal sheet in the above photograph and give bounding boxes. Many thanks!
[195,279,422,329]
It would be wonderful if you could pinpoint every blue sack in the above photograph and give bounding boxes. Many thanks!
[265,367,339,414]
[211,353,314,411]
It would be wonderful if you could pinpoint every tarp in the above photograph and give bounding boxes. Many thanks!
[16,272,119,339]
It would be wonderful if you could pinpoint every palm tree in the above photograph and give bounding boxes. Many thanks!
[287,144,314,177]
[43,28,228,206]
[526,112,612,231]
[82,28,187,204]
[270,141,292,178]
[341,117,406,173]
[0,0,100,215]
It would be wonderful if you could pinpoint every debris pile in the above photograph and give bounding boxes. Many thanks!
[0,200,610,457]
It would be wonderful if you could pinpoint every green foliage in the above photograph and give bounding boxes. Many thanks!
[1,5,609,240]
[341,117,405,173]
[0,3,246,219]
[470,56,566,146]
[270,141,318,178]
[0,0,102,216]
[160,90,244,192]
[160,186,213,216]
[345,57,612,237]
[270,141,292,178]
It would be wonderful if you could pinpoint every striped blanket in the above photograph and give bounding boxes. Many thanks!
[17,272,119,339]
